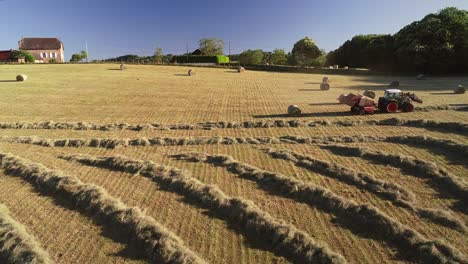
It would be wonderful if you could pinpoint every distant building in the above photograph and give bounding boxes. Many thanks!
[0,50,12,61]
[18,37,65,63]
[0,49,23,63]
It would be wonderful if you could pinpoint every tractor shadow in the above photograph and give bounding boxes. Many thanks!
[309,102,341,106]
[253,111,350,118]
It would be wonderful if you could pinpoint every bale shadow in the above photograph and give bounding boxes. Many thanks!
[430,92,456,95]
[253,111,350,118]
[224,70,239,73]
[304,82,322,84]
[0,80,17,82]
[107,69,123,71]
[298,89,323,91]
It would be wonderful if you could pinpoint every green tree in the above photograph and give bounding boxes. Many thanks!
[70,54,82,63]
[11,50,35,63]
[199,38,224,55]
[291,37,321,66]
[11,50,30,59]
[238,49,264,65]
[309,49,327,68]
[154,48,163,63]
[24,53,35,63]
[326,34,392,69]
[80,50,88,62]
[269,49,288,65]
[394,7,468,73]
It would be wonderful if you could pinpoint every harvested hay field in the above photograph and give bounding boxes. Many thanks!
[0,64,466,264]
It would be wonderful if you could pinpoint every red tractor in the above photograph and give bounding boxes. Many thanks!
[377,89,423,113]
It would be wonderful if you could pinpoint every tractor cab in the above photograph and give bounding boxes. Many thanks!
[383,89,401,100]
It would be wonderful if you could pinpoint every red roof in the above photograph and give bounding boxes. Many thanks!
[19,38,63,50]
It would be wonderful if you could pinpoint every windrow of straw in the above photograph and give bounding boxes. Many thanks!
[319,144,468,206]
[5,135,384,149]
[383,136,468,157]
[0,204,53,264]
[60,154,346,264]
[172,152,467,263]
[266,148,466,232]
[0,117,465,134]
[0,153,206,264]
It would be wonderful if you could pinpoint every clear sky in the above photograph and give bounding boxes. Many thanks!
[1,0,467,60]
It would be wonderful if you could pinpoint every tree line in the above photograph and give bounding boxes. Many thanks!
[99,7,466,73]
[326,7,467,73]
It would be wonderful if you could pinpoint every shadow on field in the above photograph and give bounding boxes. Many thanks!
[298,89,323,91]
[309,102,341,106]
[304,82,322,84]
[171,155,415,263]
[107,69,122,71]
[429,92,456,95]
[451,104,468,111]
[25,180,148,262]
[173,74,189,76]
[347,84,388,91]
[224,70,239,73]
[347,75,468,91]
[253,111,349,118]
[86,161,293,262]
[325,147,468,214]
[0,80,17,82]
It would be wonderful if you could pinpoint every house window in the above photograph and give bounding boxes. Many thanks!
[41,52,47,58]
[50,53,56,58]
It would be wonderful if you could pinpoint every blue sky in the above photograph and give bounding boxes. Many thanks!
[0,0,467,60]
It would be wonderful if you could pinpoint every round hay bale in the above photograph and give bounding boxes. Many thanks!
[389,81,399,87]
[237,66,245,73]
[16,75,27,82]
[287,105,301,116]
[120,64,127,70]
[188,69,196,76]
[416,74,425,80]
[454,85,465,94]
[363,90,376,99]
[320,83,330,90]
[322,76,329,83]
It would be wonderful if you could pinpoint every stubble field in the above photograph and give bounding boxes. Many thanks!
[0,64,466,264]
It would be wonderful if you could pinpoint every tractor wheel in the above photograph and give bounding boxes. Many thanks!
[386,102,398,113]
[402,103,414,112]
[359,108,366,115]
